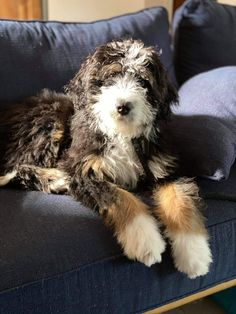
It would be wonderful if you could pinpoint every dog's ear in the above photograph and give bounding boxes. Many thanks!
[149,51,178,121]
[65,54,100,109]
[65,44,114,109]
[64,56,93,96]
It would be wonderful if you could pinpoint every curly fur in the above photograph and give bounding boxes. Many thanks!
[0,39,212,278]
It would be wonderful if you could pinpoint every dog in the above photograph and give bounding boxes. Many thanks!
[0,39,212,278]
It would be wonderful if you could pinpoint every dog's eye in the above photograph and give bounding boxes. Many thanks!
[102,73,116,81]
[103,77,117,87]
[96,80,103,87]
[109,72,117,78]
[138,78,151,89]
[44,121,54,131]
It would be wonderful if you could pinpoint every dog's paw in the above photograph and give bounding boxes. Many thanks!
[118,214,166,267]
[49,176,70,193]
[171,232,212,279]
[44,169,70,193]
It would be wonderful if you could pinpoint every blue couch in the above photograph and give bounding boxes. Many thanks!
[0,1,235,313]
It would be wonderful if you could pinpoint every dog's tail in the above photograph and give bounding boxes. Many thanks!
[0,171,17,187]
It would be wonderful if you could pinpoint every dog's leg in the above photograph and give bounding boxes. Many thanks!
[0,171,17,187]
[105,186,166,266]
[153,178,212,278]
[0,165,70,193]
[71,176,166,267]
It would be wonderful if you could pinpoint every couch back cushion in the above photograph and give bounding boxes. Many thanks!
[173,0,236,86]
[0,7,175,103]
[165,66,236,181]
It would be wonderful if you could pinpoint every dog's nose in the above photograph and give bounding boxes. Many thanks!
[116,102,131,116]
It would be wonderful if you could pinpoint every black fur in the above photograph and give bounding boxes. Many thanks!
[0,40,211,276]
[0,39,179,205]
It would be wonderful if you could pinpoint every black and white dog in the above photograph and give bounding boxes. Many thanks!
[0,39,212,278]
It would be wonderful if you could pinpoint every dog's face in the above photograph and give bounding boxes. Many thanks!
[67,39,178,139]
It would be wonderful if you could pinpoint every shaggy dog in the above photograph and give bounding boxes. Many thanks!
[0,39,212,278]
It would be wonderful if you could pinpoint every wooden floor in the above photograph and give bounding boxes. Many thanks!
[146,279,236,314]
[164,297,225,314]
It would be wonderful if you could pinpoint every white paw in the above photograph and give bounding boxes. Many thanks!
[118,214,166,267]
[49,177,70,193]
[171,232,212,279]
[47,169,70,193]
[0,171,17,187]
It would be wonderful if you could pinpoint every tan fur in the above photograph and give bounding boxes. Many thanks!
[81,154,104,179]
[52,128,64,142]
[148,153,177,179]
[101,63,122,78]
[153,179,212,278]
[82,140,143,189]
[24,166,70,193]
[39,167,66,180]
[0,171,17,187]
[99,184,166,267]
[101,185,149,233]
[153,179,205,234]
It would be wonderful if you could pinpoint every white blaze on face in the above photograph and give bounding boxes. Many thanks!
[93,75,154,139]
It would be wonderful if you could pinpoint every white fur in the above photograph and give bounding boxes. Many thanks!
[0,171,17,187]
[148,154,176,179]
[42,168,70,193]
[102,136,143,189]
[49,177,69,193]
[118,213,166,266]
[93,75,155,139]
[170,232,212,279]
[125,42,151,68]
[111,40,150,69]
[87,135,143,189]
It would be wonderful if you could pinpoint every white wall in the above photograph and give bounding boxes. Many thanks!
[218,0,236,4]
[47,0,173,22]
[46,0,235,23]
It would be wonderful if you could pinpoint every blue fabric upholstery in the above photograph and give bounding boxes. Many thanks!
[165,67,236,181]
[198,161,236,202]
[173,0,236,85]
[0,7,175,104]
[0,6,236,314]
[0,163,236,313]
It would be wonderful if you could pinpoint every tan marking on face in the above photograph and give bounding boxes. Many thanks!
[53,129,64,141]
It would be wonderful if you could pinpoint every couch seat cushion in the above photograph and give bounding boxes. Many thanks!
[0,165,235,313]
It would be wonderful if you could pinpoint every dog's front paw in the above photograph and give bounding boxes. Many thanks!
[118,214,166,267]
[49,176,70,193]
[45,169,70,193]
[171,232,212,279]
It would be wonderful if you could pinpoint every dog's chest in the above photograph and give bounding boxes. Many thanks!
[104,138,144,189]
